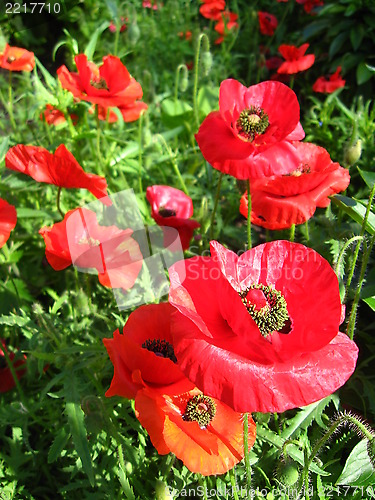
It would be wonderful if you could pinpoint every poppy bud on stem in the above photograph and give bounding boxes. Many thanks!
[174,64,189,102]
[193,33,210,129]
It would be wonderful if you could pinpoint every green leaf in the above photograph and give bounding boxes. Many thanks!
[35,57,58,91]
[363,296,375,311]
[16,208,55,219]
[331,195,375,235]
[329,32,348,59]
[84,21,110,60]
[336,439,375,486]
[48,427,71,464]
[116,467,136,499]
[0,136,9,164]
[357,62,374,85]
[358,167,375,189]
[0,314,30,327]
[32,67,58,106]
[350,25,365,51]
[281,395,338,440]
[161,98,193,117]
[197,85,219,119]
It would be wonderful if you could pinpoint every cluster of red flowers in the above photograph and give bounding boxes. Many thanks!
[195,78,349,229]
[199,0,238,44]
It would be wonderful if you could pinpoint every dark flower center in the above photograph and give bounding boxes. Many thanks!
[0,356,7,369]
[142,338,177,363]
[239,284,291,338]
[7,56,17,63]
[90,77,108,90]
[285,163,311,177]
[236,106,269,142]
[184,394,216,428]
[158,207,177,218]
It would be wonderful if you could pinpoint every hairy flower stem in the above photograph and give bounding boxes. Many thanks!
[193,33,210,130]
[346,234,375,339]
[157,134,189,195]
[303,412,374,485]
[56,186,64,218]
[247,180,252,249]
[335,236,364,278]
[229,468,240,500]
[345,181,375,302]
[243,413,252,491]
[209,172,223,240]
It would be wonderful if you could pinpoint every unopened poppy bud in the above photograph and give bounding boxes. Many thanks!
[128,23,140,46]
[155,479,174,500]
[343,139,362,167]
[179,65,189,92]
[277,460,300,486]
[201,51,213,76]
[367,438,375,469]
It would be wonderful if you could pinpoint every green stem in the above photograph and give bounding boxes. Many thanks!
[289,75,295,90]
[138,112,144,197]
[335,235,364,278]
[247,180,252,250]
[304,221,310,242]
[95,104,105,170]
[209,172,224,240]
[193,33,210,130]
[157,134,189,195]
[229,468,240,500]
[8,72,18,135]
[243,413,252,491]
[289,224,295,243]
[57,186,64,218]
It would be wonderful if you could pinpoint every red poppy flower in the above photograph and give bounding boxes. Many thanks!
[195,79,305,179]
[258,12,278,36]
[57,54,144,108]
[135,386,256,476]
[178,31,193,41]
[313,67,346,94]
[103,303,193,399]
[39,208,142,290]
[109,17,127,33]
[296,0,324,14]
[239,142,350,229]
[169,240,358,413]
[5,144,109,205]
[0,44,35,72]
[40,104,78,126]
[0,199,17,249]
[146,186,200,251]
[91,100,148,123]
[265,56,283,71]
[143,0,159,9]
[214,11,238,44]
[199,0,225,20]
[0,340,27,393]
[277,43,315,74]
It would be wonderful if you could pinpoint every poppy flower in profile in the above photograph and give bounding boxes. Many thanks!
[0,44,35,72]
[0,340,27,393]
[195,79,305,179]
[146,185,200,251]
[214,11,238,44]
[239,142,350,230]
[199,0,225,20]
[296,0,324,14]
[258,12,278,36]
[40,104,78,126]
[39,208,143,290]
[0,199,17,249]
[5,144,109,204]
[169,240,359,413]
[135,386,256,476]
[57,54,144,108]
[313,67,346,94]
[103,303,193,399]
[277,43,315,74]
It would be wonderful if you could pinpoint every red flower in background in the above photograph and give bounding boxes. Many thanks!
[313,66,346,93]
[91,100,148,123]
[258,12,278,36]
[39,208,143,290]
[0,44,35,72]
[178,31,193,41]
[296,0,324,14]
[146,185,200,250]
[277,43,315,74]
[169,240,358,413]
[103,303,193,399]
[199,0,225,20]
[239,142,350,229]
[0,340,26,393]
[136,387,256,476]
[104,302,256,476]
[40,104,78,126]
[214,11,238,44]
[195,79,305,179]
[142,0,160,9]
[109,17,127,33]
[57,54,144,108]
[5,144,109,204]
[0,199,17,249]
